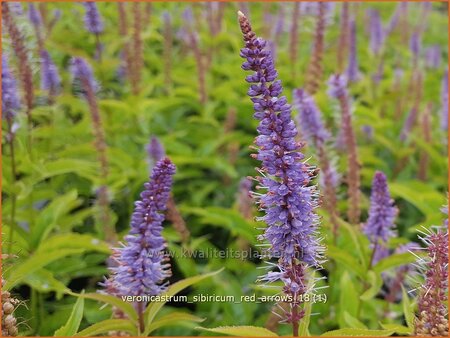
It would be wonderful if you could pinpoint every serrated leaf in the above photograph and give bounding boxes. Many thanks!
[23,269,69,298]
[74,319,137,337]
[146,312,205,334]
[321,328,395,336]
[54,294,84,336]
[380,323,412,335]
[197,325,278,337]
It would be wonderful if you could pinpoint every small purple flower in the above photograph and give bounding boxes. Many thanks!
[425,45,441,69]
[363,171,397,244]
[40,50,61,95]
[293,88,330,146]
[2,55,21,120]
[440,70,448,131]
[346,18,359,82]
[368,9,384,55]
[147,136,165,168]
[110,158,176,296]
[70,57,98,93]
[361,125,374,140]
[28,3,42,28]
[83,2,103,34]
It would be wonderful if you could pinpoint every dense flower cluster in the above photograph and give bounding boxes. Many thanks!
[414,228,448,336]
[238,11,322,267]
[109,158,176,296]
[368,9,384,55]
[28,3,42,28]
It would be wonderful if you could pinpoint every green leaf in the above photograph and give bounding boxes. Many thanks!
[144,269,223,330]
[66,292,138,324]
[31,190,80,249]
[380,323,412,335]
[401,286,415,330]
[4,249,85,290]
[74,319,137,337]
[338,272,359,328]
[146,312,205,334]
[372,253,417,274]
[54,294,85,336]
[197,326,277,337]
[23,269,70,298]
[298,271,316,336]
[344,312,367,329]
[360,271,383,301]
[327,245,365,278]
[321,328,395,336]
[37,233,111,254]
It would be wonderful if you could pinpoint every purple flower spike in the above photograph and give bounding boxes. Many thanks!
[40,50,61,95]
[368,9,384,55]
[238,11,323,267]
[363,171,397,244]
[110,158,176,297]
[70,57,98,93]
[440,70,448,131]
[2,55,21,120]
[147,136,165,168]
[28,3,42,28]
[410,31,422,60]
[346,18,359,82]
[327,74,348,99]
[293,88,330,147]
[83,2,103,34]
[425,45,441,69]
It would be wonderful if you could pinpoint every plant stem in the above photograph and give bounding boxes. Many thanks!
[137,302,145,334]
[6,118,17,255]
[292,307,299,337]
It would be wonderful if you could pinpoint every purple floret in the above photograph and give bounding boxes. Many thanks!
[70,57,98,92]
[110,158,176,296]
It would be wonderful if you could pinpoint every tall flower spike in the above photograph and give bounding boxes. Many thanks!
[238,11,324,335]
[337,3,349,73]
[368,9,384,55]
[346,17,359,83]
[328,74,361,224]
[110,157,175,297]
[363,171,397,265]
[83,2,103,34]
[425,45,441,69]
[305,2,326,95]
[414,228,448,336]
[71,57,114,243]
[40,50,61,97]
[440,70,448,132]
[28,3,42,28]
[293,89,340,241]
[2,55,21,120]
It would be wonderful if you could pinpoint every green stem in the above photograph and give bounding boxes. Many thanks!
[6,119,17,255]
